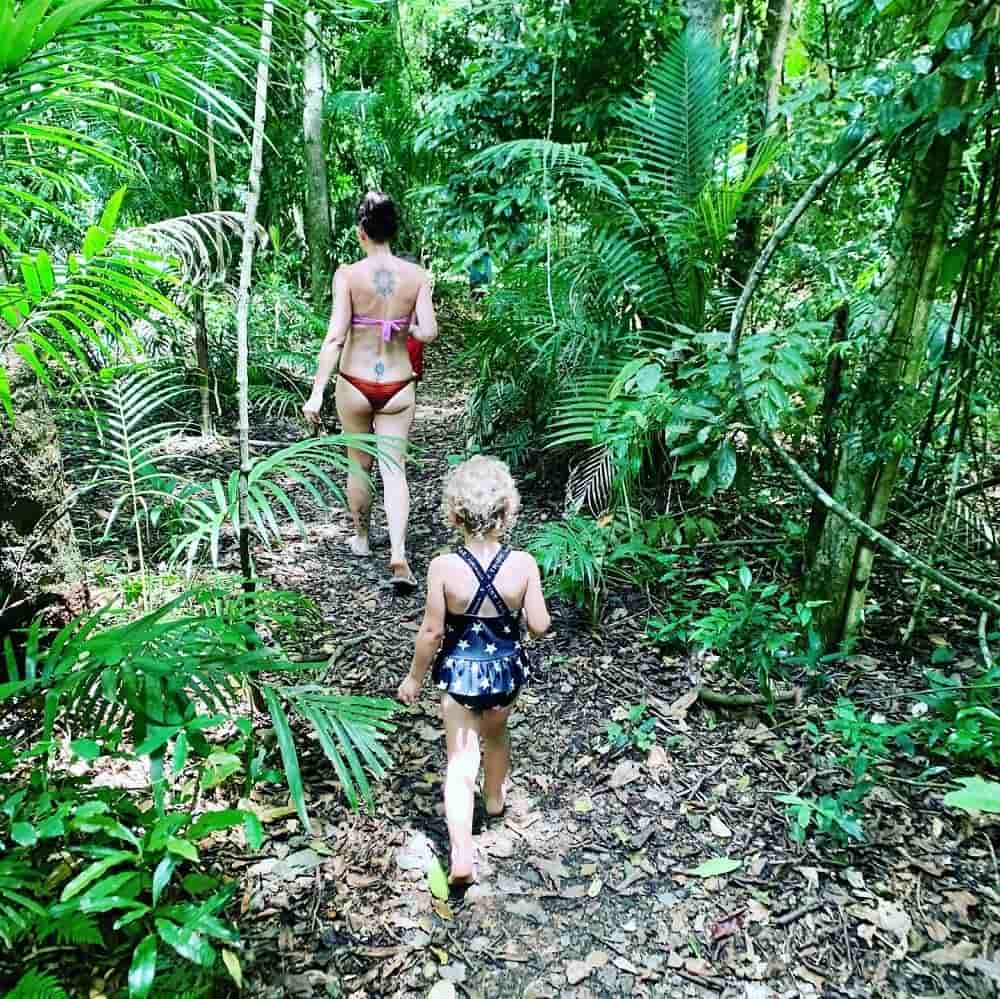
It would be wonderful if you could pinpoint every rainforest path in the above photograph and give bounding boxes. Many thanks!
[232,321,997,999]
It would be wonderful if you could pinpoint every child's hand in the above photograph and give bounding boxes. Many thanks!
[397,674,421,705]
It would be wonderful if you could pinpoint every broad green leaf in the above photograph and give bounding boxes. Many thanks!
[738,565,752,589]
[152,855,176,906]
[155,918,216,967]
[715,441,737,491]
[166,835,199,862]
[222,949,243,988]
[100,186,127,232]
[944,22,972,51]
[61,851,133,901]
[685,857,742,878]
[11,821,37,846]
[128,934,157,999]
[82,224,111,260]
[263,686,309,827]
[943,777,1000,814]
[70,738,101,760]
[427,856,449,900]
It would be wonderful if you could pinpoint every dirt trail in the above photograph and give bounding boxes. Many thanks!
[240,327,999,999]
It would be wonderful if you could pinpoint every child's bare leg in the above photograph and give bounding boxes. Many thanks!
[442,695,481,881]
[480,705,513,816]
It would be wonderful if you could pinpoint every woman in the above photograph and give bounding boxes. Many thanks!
[303,192,438,590]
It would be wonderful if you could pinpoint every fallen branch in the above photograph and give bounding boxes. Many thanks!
[695,686,800,708]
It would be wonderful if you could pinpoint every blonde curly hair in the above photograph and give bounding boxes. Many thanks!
[442,455,521,538]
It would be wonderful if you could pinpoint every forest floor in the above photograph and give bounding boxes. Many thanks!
[227,326,1000,999]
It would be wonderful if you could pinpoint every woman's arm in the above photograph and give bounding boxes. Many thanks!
[398,557,447,703]
[522,556,551,639]
[304,266,351,423]
[412,274,438,344]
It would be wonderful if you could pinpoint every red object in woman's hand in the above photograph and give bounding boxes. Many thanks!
[407,335,424,381]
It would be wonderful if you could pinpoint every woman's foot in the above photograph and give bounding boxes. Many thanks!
[390,560,417,591]
[349,534,371,557]
[484,786,507,819]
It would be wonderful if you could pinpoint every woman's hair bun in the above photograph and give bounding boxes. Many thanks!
[356,191,399,243]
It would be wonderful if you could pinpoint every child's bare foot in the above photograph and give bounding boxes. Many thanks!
[449,846,476,885]
[349,534,371,557]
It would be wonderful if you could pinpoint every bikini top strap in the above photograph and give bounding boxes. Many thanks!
[457,546,512,617]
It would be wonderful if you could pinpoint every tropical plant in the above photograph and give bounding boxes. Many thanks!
[464,26,784,507]
[1,588,399,817]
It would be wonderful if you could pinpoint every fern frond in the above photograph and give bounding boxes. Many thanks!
[3,969,69,999]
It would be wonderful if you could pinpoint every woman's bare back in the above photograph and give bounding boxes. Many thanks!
[339,255,429,381]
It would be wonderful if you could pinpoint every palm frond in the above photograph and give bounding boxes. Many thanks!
[170,434,389,572]
[619,26,730,216]
[3,969,68,999]
[566,445,615,516]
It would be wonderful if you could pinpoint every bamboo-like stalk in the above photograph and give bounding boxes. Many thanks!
[303,8,333,310]
[234,0,274,592]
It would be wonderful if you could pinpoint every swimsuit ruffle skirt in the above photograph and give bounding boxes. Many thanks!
[431,546,531,703]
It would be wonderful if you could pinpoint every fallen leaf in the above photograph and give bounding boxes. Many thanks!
[667,689,699,720]
[565,960,592,986]
[684,957,713,976]
[793,964,825,988]
[416,724,440,742]
[943,890,978,921]
[586,950,609,970]
[580,863,597,877]
[647,745,669,772]
[573,798,594,814]
[709,815,732,840]
[587,877,603,897]
[439,962,467,983]
[797,866,820,891]
[427,983,456,999]
[926,919,949,943]
[427,858,449,901]
[610,759,641,789]
[685,857,742,878]
[924,941,977,965]
[965,959,1000,985]
[708,910,744,944]
[431,899,453,921]
[844,868,865,890]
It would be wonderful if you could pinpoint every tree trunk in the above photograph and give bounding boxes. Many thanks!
[303,8,333,311]
[803,75,970,647]
[235,0,274,592]
[0,350,80,602]
[684,0,722,44]
[730,0,795,289]
[194,294,214,436]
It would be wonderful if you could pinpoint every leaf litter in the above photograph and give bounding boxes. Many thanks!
[209,327,1000,998]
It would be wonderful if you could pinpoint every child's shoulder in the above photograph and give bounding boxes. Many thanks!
[504,547,538,570]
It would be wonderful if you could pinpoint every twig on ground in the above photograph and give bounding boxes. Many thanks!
[697,685,800,708]
[775,900,823,927]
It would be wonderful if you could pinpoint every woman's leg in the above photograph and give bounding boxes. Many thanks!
[441,694,481,881]
[334,377,375,554]
[373,383,416,577]
[479,704,514,816]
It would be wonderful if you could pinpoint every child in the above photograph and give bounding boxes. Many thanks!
[397,456,551,886]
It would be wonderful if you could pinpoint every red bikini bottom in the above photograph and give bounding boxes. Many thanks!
[339,372,414,411]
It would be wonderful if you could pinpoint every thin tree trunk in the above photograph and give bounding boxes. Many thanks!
[684,0,722,43]
[0,350,81,604]
[234,0,274,593]
[729,4,744,73]
[303,8,333,311]
[730,0,795,290]
[804,303,848,564]
[806,74,971,646]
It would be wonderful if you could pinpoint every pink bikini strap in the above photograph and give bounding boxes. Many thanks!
[352,315,410,341]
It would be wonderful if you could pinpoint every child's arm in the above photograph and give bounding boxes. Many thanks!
[398,557,447,704]
[522,555,551,639]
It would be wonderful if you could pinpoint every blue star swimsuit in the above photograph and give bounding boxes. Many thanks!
[432,546,531,712]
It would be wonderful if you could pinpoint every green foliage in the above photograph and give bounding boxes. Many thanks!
[606,703,657,753]
[529,514,680,622]
[1,588,398,816]
[778,789,866,845]
[649,566,821,697]
[4,970,69,999]
[943,777,1000,814]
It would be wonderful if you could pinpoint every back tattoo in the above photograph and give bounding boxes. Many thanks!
[373,267,396,297]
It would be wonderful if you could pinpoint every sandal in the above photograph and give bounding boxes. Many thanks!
[391,570,418,593]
